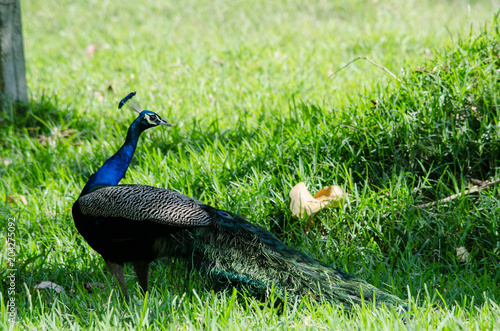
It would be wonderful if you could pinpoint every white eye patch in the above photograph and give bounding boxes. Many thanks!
[145,114,158,125]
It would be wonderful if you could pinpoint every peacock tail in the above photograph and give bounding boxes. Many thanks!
[160,205,408,311]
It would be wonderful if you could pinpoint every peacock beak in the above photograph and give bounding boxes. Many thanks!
[160,119,172,127]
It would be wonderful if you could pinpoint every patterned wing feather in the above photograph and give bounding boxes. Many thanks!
[77,185,212,227]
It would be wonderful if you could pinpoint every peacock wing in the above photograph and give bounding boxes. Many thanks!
[77,185,212,227]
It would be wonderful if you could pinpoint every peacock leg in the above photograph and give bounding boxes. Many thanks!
[132,260,150,295]
[106,260,129,300]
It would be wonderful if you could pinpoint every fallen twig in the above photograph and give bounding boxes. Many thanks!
[384,178,500,219]
[412,178,500,211]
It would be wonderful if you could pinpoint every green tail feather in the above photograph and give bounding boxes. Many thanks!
[161,206,408,311]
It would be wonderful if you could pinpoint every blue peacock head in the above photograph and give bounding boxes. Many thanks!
[118,92,172,129]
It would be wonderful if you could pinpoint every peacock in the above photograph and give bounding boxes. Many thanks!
[72,92,408,311]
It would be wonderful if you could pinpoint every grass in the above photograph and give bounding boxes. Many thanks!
[1,0,500,329]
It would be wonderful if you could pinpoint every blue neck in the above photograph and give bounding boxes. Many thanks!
[79,119,144,197]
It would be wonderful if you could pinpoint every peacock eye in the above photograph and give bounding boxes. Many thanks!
[150,115,158,121]
[218,211,233,219]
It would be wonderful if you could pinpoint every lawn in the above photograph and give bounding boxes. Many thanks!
[1,0,500,329]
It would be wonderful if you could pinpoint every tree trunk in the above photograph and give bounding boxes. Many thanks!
[0,0,27,103]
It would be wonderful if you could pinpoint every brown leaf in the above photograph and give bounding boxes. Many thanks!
[289,182,343,218]
[314,186,344,206]
[7,194,28,206]
[456,246,470,262]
